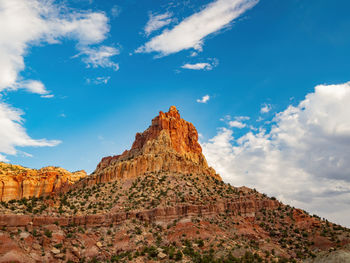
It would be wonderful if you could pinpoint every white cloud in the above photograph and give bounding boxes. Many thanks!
[228,120,246,128]
[0,0,116,93]
[182,58,219,70]
[77,46,120,71]
[260,103,271,113]
[235,116,250,121]
[19,80,49,95]
[182,62,213,70]
[197,95,210,103]
[0,0,116,160]
[41,94,54,99]
[221,115,249,124]
[202,82,350,227]
[144,12,173,36]
[12,80,54,97]
[86,76,111,85]
[0,102,60,161]
[136,0,258,56]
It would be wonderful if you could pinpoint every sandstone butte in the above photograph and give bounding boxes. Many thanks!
[0,162,86,202]
[0,106,349,262]
[91,105,221,183]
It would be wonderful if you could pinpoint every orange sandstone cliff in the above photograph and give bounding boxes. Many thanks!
[0,162,87,202]
[93,106,221,182]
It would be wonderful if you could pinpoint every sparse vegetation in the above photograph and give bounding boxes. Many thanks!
[0,169,348,262]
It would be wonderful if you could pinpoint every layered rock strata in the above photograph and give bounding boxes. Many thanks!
[0,163,86,201]
[93,106,220,182]
[0,198,280,227]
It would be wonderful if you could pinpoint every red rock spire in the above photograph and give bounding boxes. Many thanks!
[94,106,221,181]
[131,106,202,156]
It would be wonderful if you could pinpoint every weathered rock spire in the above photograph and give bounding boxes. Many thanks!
[93,106,221,182]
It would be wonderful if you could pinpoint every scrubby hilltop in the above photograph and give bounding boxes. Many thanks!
[0,106,349,263]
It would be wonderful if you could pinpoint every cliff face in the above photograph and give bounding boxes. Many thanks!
[0,163,87,202]
[93,106,220,182]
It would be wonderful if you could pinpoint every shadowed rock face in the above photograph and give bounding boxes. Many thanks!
[93,106,221,182]
[0,163,87,201]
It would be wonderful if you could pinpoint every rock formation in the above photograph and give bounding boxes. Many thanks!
[93,106,221,182]
[0,162,86,202]
[0,105,349,262]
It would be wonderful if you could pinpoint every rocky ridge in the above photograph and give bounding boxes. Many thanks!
[0,162,86,202]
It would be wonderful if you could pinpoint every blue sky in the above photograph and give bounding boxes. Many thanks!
[1,0,350,226]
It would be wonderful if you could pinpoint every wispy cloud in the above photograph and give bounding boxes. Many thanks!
[235,116,250,121]
[86,76,111,85]
[15,80,54,98]
[111,5,121,18]
[76,46,120,71]
[0,102,60,162]
[197,95,210,103]
[144,12,173,36]
[136,0,258,56]
[40,94,54,99]
[182,58,218,70]
[260,103,271,113]
[182,62,213,71]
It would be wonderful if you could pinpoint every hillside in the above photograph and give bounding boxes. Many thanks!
[0,106,349,262]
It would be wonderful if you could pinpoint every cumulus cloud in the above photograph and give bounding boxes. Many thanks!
[228,120,246,128]
[197,95,210,103]
[0,0,116,160]
[202,82,350,227]
[136,0,258,56]
[0,102,60,161]
[144,12,173,36]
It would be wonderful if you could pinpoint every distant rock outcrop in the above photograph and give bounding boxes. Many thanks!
[93,106,221,182]
[0,163,87,201]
